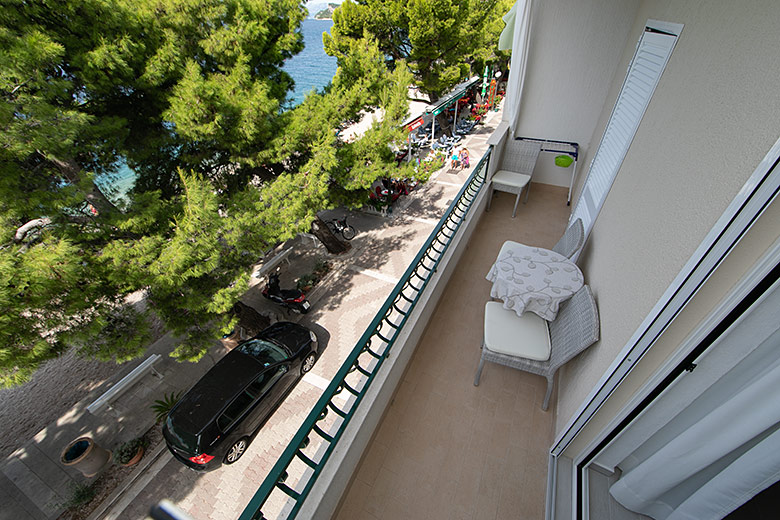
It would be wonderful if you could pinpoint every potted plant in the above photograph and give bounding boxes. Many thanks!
[113,437,146,467]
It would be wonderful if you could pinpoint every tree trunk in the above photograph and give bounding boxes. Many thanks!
[311,216,350,255]
[14,217,52,243]
[42,152,120,215]
[231,301,271,337]
[435,112,453,137]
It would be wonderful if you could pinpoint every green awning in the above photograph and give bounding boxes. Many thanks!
[428,76,480,115]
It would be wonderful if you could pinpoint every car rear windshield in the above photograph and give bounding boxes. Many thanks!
[165,415,199,452]
[238,339,288,366]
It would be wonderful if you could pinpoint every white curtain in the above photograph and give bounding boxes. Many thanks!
[499,0,534,135]
[609,333,780,519]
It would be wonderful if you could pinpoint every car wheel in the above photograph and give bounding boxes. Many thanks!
[301,352,317,374]
[224,438,248,465]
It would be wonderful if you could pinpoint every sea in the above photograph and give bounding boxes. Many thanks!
[101,19,337,200]
[284,19,337,107]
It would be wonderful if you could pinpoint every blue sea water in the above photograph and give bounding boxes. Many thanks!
[101,19,337,198]
[284,19,337,106]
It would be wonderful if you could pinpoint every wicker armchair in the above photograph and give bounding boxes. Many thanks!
[551,218,584,259]
[474,285,599,410]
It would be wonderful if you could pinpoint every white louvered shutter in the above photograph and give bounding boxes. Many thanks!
[571,29,678,239]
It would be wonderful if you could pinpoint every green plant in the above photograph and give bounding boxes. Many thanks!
[151,391,183,424]
[113,437,146,465]
[65,483,96,509]
[296,273,317,290]
[417,154,446,176]
[297,260,332,290]
[313,260,331,278]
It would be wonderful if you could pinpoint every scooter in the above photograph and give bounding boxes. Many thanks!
[262,273,310,314]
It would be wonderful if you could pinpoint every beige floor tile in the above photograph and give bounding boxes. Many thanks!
[337,183,570,519]
[355,440,389,487]
[336,478,373,520]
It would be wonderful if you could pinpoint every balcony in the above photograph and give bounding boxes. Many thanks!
[239,143,574,520]
[333,182,572,520]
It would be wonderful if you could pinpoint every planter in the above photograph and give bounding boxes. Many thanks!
[122,446,144,467]
[60,437,112,477]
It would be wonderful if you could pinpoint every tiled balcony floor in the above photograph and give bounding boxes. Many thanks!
[335,183,573,520]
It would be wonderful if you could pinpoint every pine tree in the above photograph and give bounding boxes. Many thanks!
[0,1,416,384]
[324,0,512,100]
[0,0,307,384]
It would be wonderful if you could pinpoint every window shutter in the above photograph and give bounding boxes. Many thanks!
[571,29,678,239]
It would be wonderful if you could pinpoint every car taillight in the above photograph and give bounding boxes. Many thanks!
[189,453,214,465]
[294,294,306,302]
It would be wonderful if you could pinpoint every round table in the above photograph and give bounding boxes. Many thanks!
[486,241,584,321]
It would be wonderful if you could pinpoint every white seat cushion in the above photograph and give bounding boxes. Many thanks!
[492,170,531,189]
[484,301,551,361]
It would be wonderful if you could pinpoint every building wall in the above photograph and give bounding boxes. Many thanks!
[555,0,780,435]
[516,0,640,187]
[562,195,780,457]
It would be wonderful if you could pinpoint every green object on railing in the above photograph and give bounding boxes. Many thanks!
[238,147,493,520]
[555,154,573,167]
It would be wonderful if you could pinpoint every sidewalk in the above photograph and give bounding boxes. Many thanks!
[0,104,503,520]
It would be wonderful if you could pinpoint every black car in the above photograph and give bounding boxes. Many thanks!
[163,322,318,471]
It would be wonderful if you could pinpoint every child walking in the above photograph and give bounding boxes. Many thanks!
[460,148,470,169]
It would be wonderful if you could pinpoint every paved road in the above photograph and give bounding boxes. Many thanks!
[112,109,502,520]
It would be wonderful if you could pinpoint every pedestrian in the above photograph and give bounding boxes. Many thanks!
[460,148,470,169]
[451,148,461,170]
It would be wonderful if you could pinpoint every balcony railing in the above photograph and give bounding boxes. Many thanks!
[239,146,493,520]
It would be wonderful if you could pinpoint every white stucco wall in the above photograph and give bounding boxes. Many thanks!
[562,195,780,457]
[554,0,780,435]
[516,0,641,187]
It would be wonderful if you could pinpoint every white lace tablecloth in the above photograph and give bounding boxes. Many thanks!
[486,242,584,320]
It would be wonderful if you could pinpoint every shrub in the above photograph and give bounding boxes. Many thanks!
[313,260,331,278]
[296,273,317,290]
[113,437,146,465]
[151,390,183,424]
[417,154,446,176]
[472,103,488,116]
[65,483,96,508]
[296,261,331,290]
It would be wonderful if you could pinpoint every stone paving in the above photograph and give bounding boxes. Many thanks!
[0,105,503,520]
[118,110,501,520]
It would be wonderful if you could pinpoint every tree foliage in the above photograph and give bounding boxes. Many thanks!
[324,0,513,100]
[0,0,416,386]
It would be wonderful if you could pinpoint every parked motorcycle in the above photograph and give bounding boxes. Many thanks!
[262,273,310,314]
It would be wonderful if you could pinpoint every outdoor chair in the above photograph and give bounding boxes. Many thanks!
[474,285,599,411]
[486,139,542,217]
[551,218,585,259]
